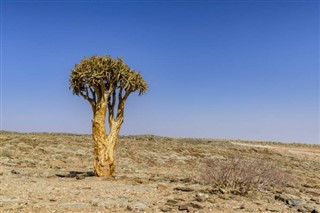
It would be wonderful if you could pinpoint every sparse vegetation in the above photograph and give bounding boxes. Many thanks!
[201,153,293,195]
[1,132,319,212]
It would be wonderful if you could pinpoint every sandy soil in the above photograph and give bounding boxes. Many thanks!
[1,131,319,212]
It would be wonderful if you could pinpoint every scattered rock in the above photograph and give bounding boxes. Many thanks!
[254,201,263,205]
[127,205,134,211]
[166,199,179,206]
[195,193,209,202]
[275,194,287,202]
[135,202,148,210]
[286,199,301,206]
[275,194,302,207]
[127,202,148,211]
[266,206,281,212]
[286,183,295,188]
[231,189,242,195]
[11,170,20,174]
[174,186,194,192]
[133,177,149,184]
[219,188,227,194]
[219,194,230,200]
[178,204,189,211]
[1,196,21,202]
[41,171,54,178]
[297,207,307,212]
[91,202,98,207]
[302,184,313,188]
[189,202,204,209]
[160,206,172,212]
[59,203,88,208]
[306,189,320,198]
[157,184,168,191]
[303,204,316,211]
[207,188,219,194]
[1,132,319,213]
[76,174,86,180]
[207,198,215,204]
[310,198,320,203]
[179,177,193,183]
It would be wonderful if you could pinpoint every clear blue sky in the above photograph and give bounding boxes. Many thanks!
[1,1,319,144]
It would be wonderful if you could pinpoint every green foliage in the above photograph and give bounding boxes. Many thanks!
[69,55,148,98]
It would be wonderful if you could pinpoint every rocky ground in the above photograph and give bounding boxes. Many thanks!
[0,131,319,212]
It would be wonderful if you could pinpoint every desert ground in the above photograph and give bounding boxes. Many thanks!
[0,131,319,213]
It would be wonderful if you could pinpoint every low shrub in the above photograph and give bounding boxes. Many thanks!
[201,153,292,195]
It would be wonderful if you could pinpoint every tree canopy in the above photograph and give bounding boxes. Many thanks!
[69,55,148,119]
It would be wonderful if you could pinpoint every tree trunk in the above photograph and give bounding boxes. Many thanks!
[92,103,122,177]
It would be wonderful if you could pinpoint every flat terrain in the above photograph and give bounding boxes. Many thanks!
[1,131,319,212]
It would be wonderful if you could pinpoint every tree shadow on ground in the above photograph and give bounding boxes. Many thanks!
[56,171,95,179]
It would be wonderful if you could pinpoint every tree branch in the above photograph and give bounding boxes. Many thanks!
[116,89,131,120]
[99,80,107,101]
[93,85,102,103]
[89,86,96,104]
[80,90,95,108]
[118,87,123,102]
[123,89,131,102]
[108,90,116,121]
[111,90,116,113]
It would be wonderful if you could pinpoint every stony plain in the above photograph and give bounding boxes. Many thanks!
[0,131,319,212]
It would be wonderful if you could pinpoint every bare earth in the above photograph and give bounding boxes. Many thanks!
[1,131,319,213]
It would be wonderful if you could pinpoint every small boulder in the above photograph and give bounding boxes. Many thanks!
[195,193,209,202]
[76,174,86,180]
[166,199,179,206]
[286,199,301,206]
[11,170,20,174]
[207,188,219,194]
[157,184,168,191]
[178,204,189,211]
[127,202,148,211]
[266,206,281,212]
[127,205,134,211]
[174,186,194,192]
[189,202,204,209]
[297,207,307,212]
[275,194,287,202]
[303,204,316,211]
[219,188,227,194]
[160,206,172,212]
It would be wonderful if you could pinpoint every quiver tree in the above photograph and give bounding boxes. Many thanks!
[69,55,148,177]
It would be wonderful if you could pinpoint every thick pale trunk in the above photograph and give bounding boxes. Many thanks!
[92,103,122,177]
